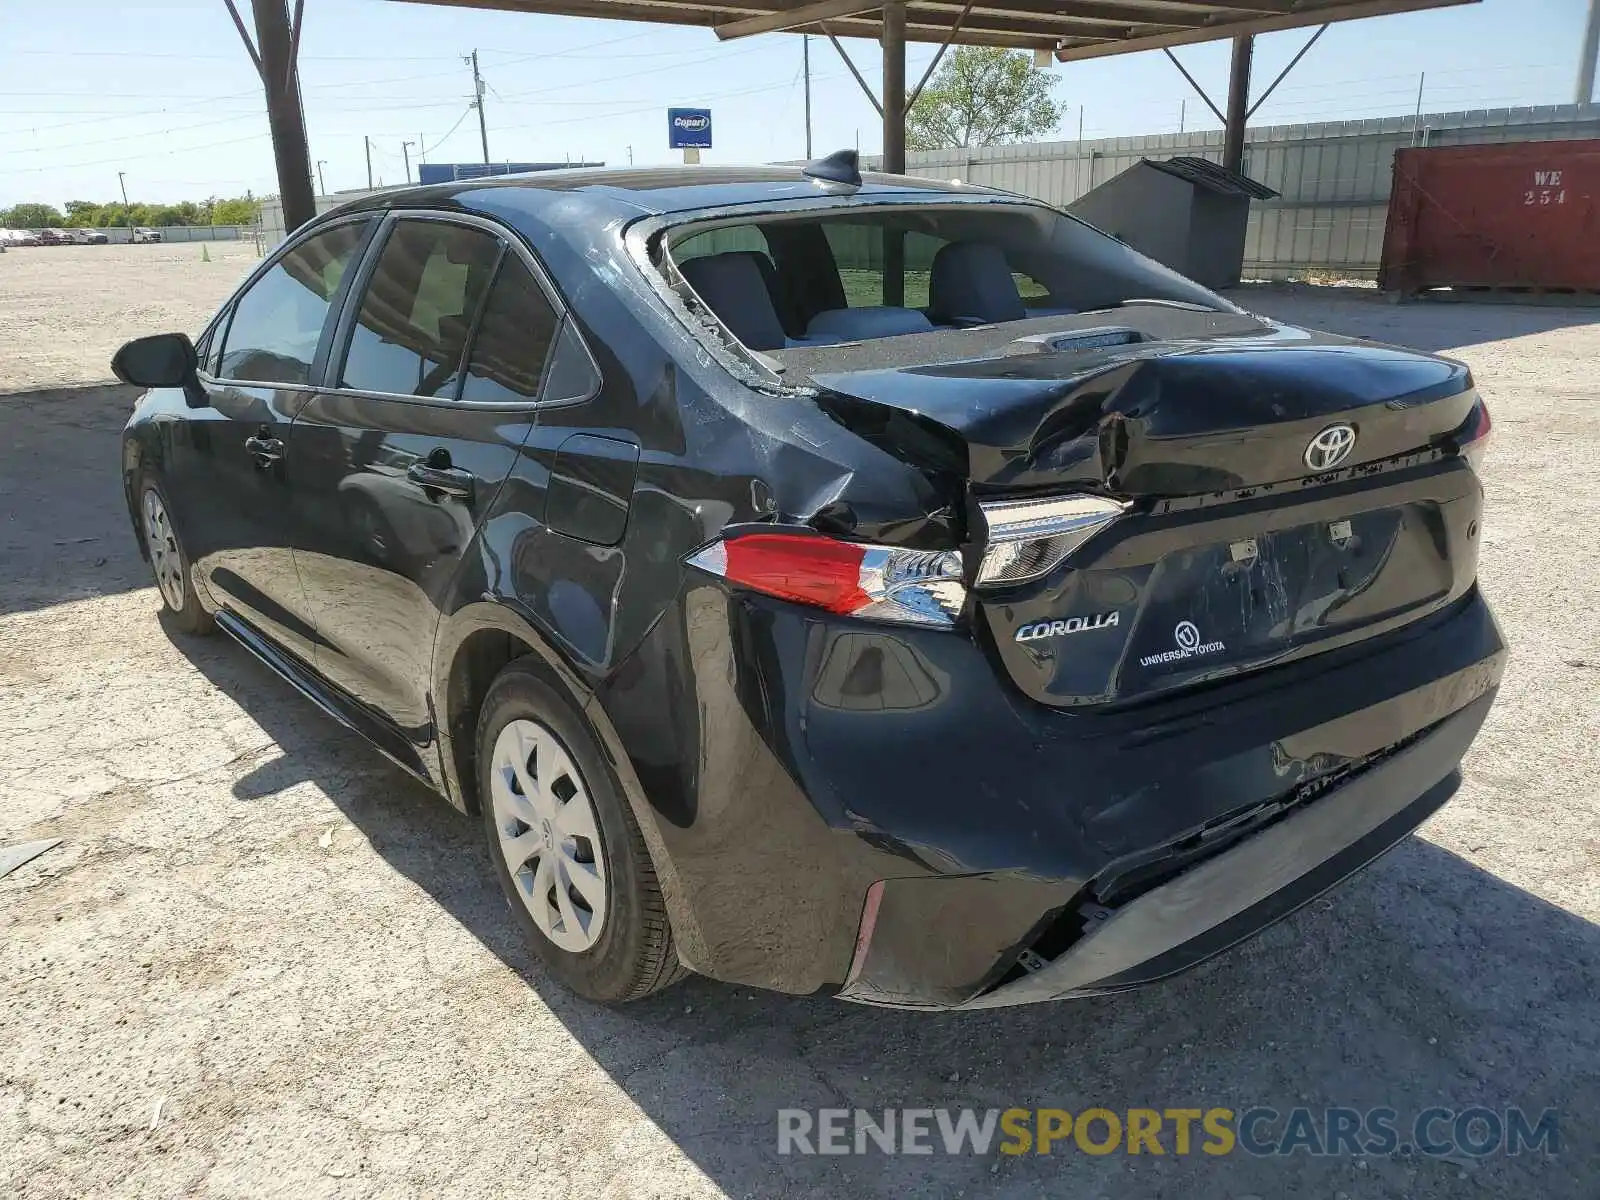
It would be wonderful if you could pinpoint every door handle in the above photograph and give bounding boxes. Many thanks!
[244,434,285,464]
[406,461,474,499]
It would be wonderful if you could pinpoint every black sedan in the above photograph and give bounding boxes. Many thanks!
[113,155,1503,1009]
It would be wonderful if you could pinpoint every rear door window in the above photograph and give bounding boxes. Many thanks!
[458,255,562,405]
[219,221,370,385]
[338,219,502,399]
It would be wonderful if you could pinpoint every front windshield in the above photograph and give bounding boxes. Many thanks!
[659,200,1233,358]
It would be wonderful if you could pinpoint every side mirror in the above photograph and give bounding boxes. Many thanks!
[111,332,197,389]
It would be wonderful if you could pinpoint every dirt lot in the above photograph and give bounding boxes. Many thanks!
[2,250,1598,1198]
[0,242,260,392]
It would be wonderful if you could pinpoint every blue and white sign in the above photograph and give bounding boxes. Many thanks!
[668,108,712,150]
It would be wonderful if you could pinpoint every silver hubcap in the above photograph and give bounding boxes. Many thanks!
[490,719,608,953]
[141,488,186,610]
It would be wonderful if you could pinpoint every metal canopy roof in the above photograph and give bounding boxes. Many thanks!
[397,0,1476,57]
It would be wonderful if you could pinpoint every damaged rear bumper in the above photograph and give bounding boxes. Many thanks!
[948,689,1489,1008]
[596,581,1504,1008]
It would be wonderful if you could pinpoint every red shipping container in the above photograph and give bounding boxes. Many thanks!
[1380,140,1600,294]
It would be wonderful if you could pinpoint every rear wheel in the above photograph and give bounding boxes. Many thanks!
[476,664,684,1003]
[139,477,213,635]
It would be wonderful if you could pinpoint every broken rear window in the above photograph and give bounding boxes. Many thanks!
[656,200,1232,365]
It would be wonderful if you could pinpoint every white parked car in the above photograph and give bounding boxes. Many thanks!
[131,227,163,244]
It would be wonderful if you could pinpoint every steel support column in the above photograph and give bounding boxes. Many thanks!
[881,1,907,174]
[249,0,316,231]
[1579,0,1600,105]
[881,0,906,305]
[1222,33,1253,176]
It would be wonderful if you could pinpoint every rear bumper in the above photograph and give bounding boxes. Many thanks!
[594,584,1505,1008]
[951,691,1488,1008]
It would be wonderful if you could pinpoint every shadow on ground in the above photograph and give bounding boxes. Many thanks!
[0,384,147,616]
[167,623,1600,1199]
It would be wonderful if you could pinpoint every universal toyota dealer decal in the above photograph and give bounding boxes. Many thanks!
[1139,620,1226,667]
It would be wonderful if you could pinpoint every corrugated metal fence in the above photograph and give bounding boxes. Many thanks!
[883,104,1600,280]
[90,225,252,245]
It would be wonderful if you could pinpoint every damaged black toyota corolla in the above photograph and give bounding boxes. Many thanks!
[113,156,1504,1009]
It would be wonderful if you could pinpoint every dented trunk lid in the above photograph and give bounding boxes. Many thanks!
[812,322,1484,707]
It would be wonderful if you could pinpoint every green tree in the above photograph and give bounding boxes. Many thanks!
[2,202,66,229]
[212,195,261,225]
[63,200,104,227]
[142,204,186,227]
[905,47,1065,151]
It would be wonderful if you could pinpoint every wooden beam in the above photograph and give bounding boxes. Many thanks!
[834,9,1140,37]
[714,0,879,39]
[385,0,1477,55]
[1055,0,1475,60]
[221,0,264,78]
[1018,0,1210,24]
[1164,47,1224,123]
[1147,0,1302,12]
[908,0,976,108]
[823,28,882,114]
[909,0,1190,25]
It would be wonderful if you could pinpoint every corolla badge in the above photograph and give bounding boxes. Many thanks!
[1304,423,1358,471]
[1015,611,1120,643]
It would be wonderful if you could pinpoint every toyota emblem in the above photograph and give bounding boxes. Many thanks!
[1304,424,1357,471]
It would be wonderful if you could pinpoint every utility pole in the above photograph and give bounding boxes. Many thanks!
[627,145,634,165]
[1222,34,1253,175]
[1411,72,1427,146]
[1579,0,1600,105]
[803,34,813,159]
[315,159,326,194]
[467,50,490,164]
[1179,98,1186,133]
[365,136,373,189]
[117,171,130,226]
[1075,107,1085,196]
[419,133,427,164]
[402,140,416,183]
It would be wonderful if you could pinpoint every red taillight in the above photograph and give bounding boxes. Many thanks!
[719,532,871,614]
[686,529,967,628]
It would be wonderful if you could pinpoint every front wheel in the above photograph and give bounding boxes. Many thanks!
[138,476,213,635]
[476,664,684,1004]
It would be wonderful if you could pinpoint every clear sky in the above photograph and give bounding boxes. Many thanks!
[0,0,1587,207]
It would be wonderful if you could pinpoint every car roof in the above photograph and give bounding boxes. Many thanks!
[329,164,990,223]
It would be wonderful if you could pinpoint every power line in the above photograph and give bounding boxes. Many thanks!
[8,132,273,174]
[0,112,266,157]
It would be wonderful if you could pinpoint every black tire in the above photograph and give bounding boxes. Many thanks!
[137,474,214,635]
[476,662,685,1003]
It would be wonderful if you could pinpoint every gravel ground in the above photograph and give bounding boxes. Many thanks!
[1,260,1598,1198]
[0,242,259,393]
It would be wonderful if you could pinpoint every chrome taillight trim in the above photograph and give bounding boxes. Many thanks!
[857,546,966,627]
[976,494,1129,587]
